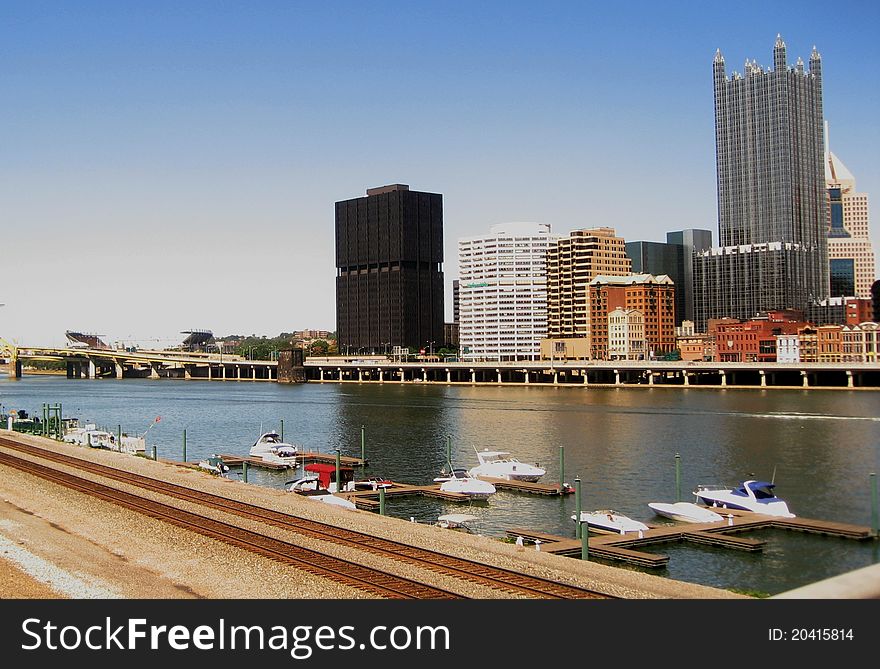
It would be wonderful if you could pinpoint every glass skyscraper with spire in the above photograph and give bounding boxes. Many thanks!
[694,36,828,330]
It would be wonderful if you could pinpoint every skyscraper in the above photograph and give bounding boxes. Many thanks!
[335,184,444,354]
[825,128,876,298]
[458,223,560,361]
[546,227,632,341]
[694,36,828,331]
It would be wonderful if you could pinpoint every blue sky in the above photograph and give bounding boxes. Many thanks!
[2,1,878,346]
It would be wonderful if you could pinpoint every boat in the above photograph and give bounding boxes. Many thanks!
[435,513,480,532]
[647,501,724,524]
[467,447,546,482]
[434,468,496,499]
[63,424,118,450]
[286,464,357,510]
[693,480,795,518]
[198,455,230,476]
[345,477,393,492]
[571,510,649,534]
[249,431,300,467]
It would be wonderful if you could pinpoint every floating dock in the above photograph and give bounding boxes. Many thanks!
[475,476,572,496]
[340,482,477,509]
[217,452,367,471]
[507,508,875,568]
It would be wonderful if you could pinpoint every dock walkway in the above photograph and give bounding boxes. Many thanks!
[508,508,875,568]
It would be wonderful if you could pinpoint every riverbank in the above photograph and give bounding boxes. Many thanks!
[0,432,742,599]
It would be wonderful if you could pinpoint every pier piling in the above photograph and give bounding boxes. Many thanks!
[675,453,681,502]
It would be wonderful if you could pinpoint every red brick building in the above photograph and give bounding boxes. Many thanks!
[713,311,810,362]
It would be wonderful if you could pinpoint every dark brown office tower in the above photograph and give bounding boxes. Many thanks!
[335,184,445,354]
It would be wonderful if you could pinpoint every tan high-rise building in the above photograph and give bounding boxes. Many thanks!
[826,135,876,298]
[546,227,632,343]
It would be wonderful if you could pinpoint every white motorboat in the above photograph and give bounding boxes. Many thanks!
[435,513,480,532]
[287,474,357,510]
[571,510,649,534]
[647,501,724,524]
[467,447,546,482]
[63,424,117,449]
[435,468,496,499]
[693,480,795,518]
[249,431,300,467]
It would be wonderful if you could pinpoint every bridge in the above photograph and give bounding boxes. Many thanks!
[3,344,879,388]
[3,345,278,381]
[303,358,880,389]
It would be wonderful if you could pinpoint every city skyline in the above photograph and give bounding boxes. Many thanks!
[2,2,879,346]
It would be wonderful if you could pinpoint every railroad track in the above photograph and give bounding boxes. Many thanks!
[0,437,611,599]
[0,450,459,600]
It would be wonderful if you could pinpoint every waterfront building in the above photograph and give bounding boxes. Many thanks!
[588,274,675,360]
[626,230,711,327]
[776,334,801,363]
[545,227,631,357]
[335,184,444,354]
[825,136,876,298]
[444,322,459,349]
[714,311,809,362]
[798,326,819,362]
[607,308,645,360]
[458,222,560,361]
[818,325,843,362]
[676,331,712,362]
[805,296,875,326]
[695,37,828,331]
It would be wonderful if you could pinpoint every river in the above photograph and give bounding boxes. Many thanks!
[2,374,878,595]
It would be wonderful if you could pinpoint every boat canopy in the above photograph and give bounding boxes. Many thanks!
[733,481,779,500]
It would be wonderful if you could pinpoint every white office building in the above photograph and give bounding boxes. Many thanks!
[458,223,560,361]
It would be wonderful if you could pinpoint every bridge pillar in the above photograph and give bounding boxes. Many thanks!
[552,370,558,385]
[422,368,427,382]
[338,368,343,382]
[150,364,160,379]
[583,370,589,385]
[208,365,212,380]
[379,369,384,383]
[719,370,726,387]
[446,369,451,384]
[358,368,363,383]
[222,366,226,380]
[846,370,854,388]
[184,366,191,380]
[115,363,124,379]
[523,370,529,384]
[66,361,78,379]
[470,369,476,384]
[13,358,21,378]
[647,370,654,385]
[497,369,502,384]
[400,368,405,383]
[87,360,97,379]
[236,365,241,380]
[614,370,620,386]
[801,371,809,388]
[683,371,690,386]
[759,370,766,387]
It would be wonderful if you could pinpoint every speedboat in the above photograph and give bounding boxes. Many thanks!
[571,510,649,534]
[249,431,300,467]
[467,447,546,482]
[287,474,357,510]
[647,501,724,524]
[693,480,795,518]
[435,513,480,532]
[435,468,496,499]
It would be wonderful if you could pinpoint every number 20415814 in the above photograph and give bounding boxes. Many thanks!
[769,629,854,641]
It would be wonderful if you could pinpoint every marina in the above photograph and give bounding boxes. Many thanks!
[508,508,874,567]
[0,375,878,595]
